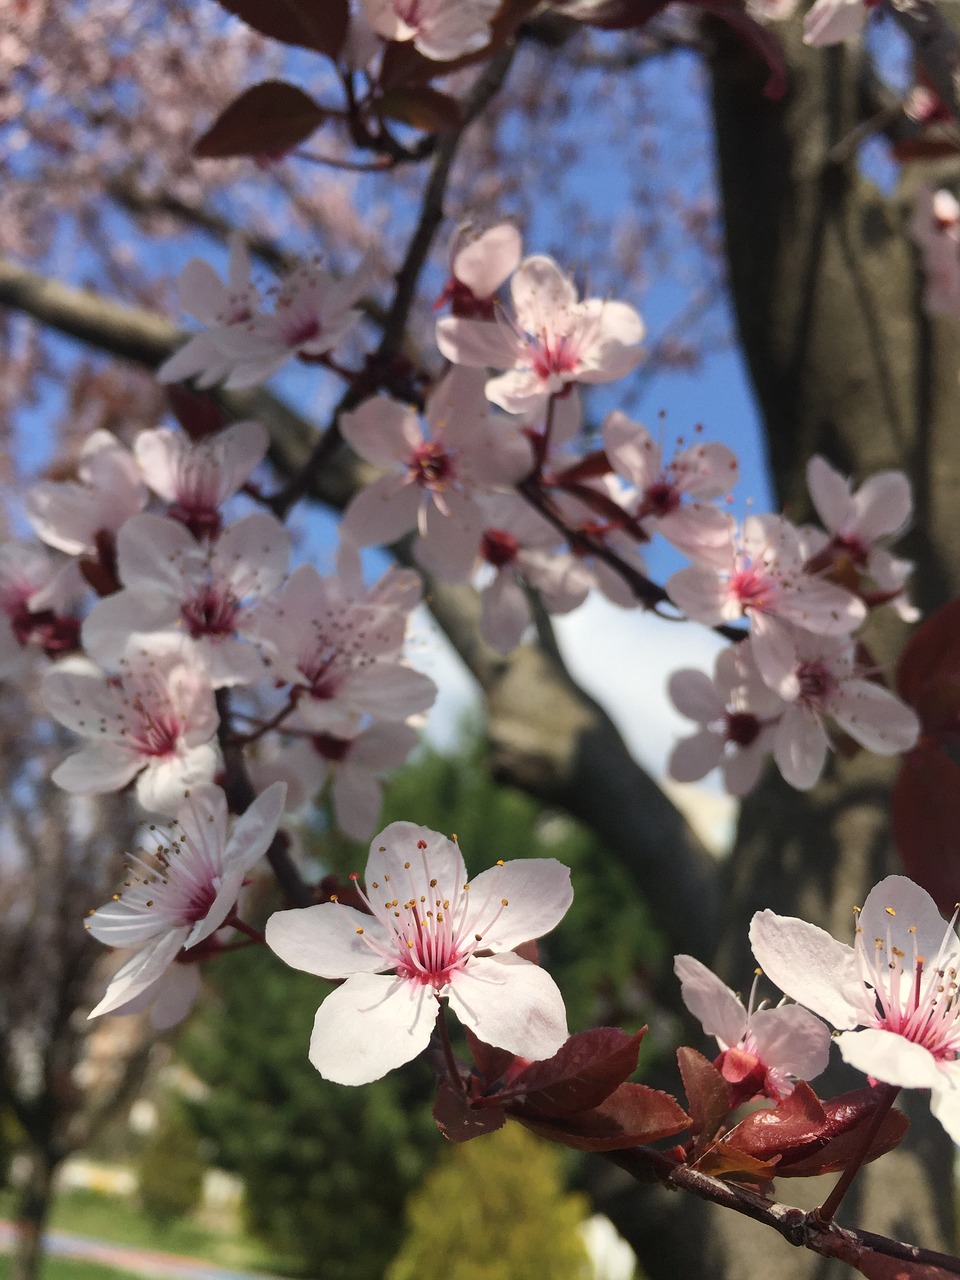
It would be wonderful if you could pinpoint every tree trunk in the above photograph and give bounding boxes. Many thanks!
[11,1145,57,1280]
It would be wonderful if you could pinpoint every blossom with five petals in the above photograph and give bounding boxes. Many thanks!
[86,782,286,1020]
[674,954,831,1100]
[265,821,572,1084]
[43,633,219,813]
[750,875,960,1143]
[360,0,500,60]
[436,254,645,418]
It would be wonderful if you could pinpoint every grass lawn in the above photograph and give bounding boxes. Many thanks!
[0,1190,294,1276]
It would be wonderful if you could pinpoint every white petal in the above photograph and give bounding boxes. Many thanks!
[454,224,522,297]
[858,875,952,969]
[829,682,919,755]
[673,954,747,1049]
[511,255,578,330]
[480,573,531,654]
[854,471,912,541]
[749,909,862,1028]
[116,513,196,593]
[774,706,828,790]
[340,397,422,467]
[88,928,189,1018]
[446,953,569,1061]
[668,730,725,784]
[837,1028,942,1088]
[341,477,421,547]
[82,592,181,671]
[134,743,219,816]
[435,316,522,370]
[309,972,439,1085]
[602,411,657,488]
[266,903,392,978]
[464,857,573,952]
[668,669,725,723]
[53,743,142,795]
[806,456,852,534]
[365,821,466,902]
[749,1005,832,1081]
[332,764,383,841]
[930,1078,960,1144]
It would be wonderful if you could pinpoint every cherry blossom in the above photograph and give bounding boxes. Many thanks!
[82,511,289,686]
[909,187,960,321]
[156,236,261,389]
[42,633,219,814]
[668,641,784,796]
[360,0,501,61]
[134,420,268,538]
[211,258,370,389]
[250,564,437,734]
[603,412,737,566]
[674,954,830,1100]
[771,635,920,789]
[85,782,286,1019]
[26,428,147,556]
[750,875,960,1143]
[474,492,592,653]
[437,222,523,319]
[0,541,83,677]
[265,821,572,1084]
[666,514,866,697]
[802,0,867,46]
[436,254,645,417]
[340,368,532,581]
[806,455,913,577]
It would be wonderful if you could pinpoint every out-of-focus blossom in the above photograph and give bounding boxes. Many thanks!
[360,0,500,60]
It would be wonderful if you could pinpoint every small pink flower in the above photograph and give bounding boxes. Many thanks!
[437,255,645,417]
[909,186,960,321]
[86,782,286,1019]
[674,954,830,1100]
[360,0,500,60]
[751,876,960,1143]
[265,821,572,1084]
[438,222,523,319]
[134,421,268,538]
[43,633,219,814]
[0,542,83,676]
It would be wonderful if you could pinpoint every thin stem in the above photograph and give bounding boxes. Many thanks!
[435,998,466,1093]
[222,914,266,946]
[814,1083,901,1226]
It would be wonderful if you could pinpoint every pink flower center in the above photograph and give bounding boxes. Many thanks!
[283,313,322,348]
[346,839,508,991]
[312,732,352,763]
[529,331,579,381]
[725,711,761,747]
[409,441,456,489]
[856,907,960,1062]
[482,529,519,568]
[643,479,681,517]
[797,660,837,707]
[729,562,777,614]
[182,586,238,639]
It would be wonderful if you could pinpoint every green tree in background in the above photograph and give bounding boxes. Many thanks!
[387,1123,590,1280]
[136,1102,205,1228]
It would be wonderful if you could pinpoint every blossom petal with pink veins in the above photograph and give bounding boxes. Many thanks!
[669,730,725,784]
[158,333,234,388]
[857,875,949,966]
[309,972,439,1085]
[676,442,739,500]
[511,255,579,328]
[807,456,853,532]
[575,302,646,380]
[750,612,800,698]
[854,472,912,542]
[200,637,267,688]
[323,663,437,724]
[774,705,829,790]
[749,910,863,1029]
[42,656,123,732]
[341,397,423,467]
[332,763,383,840]
[462,857,572,953]
[89,927,189,1018]
[673,954,747,1048]
[412,2,499,60]
[342,476,421,547]
[749,1005,831,1082]
[26,483,111,555]
[350,722,419,770]
[135,421,268,507]
[425,366,490,438]
[775,578,865,635]
[481,573,531,654]
[836,1028,942,1089]
[213,513,290,597]
[364,821,466,904]
[602,412,659,488]
[414,495,484,583]
[930,1082,960,1145]
[669,669,725,723]
[722,736,772,796]
[435,315,522,371]
[53,743,143,795]
[454,224,522,297]
[135,743,220,816]
[829,681,919,755]
[660,506,737,570]
[115,963,202,1030]
[266,903,392,979]
[803,0,865,46]
[116,514,197,594]
[666,566,735,625]
[446,953,569,1061]
[82,593,181,670]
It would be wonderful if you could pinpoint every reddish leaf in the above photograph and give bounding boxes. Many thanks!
[892,744,960,914]
[896,598,960,738]
[500,1028,646,1116]
[433,1082,505,1143]
[515,1081,690,1151]
[726,1084,908,1177]
[378,86,464,133]
[214,0,348,58]
[194,82,327,160]
[464,1030,517,1088]
[165,386,227,442]
[677,1046,730,1141]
